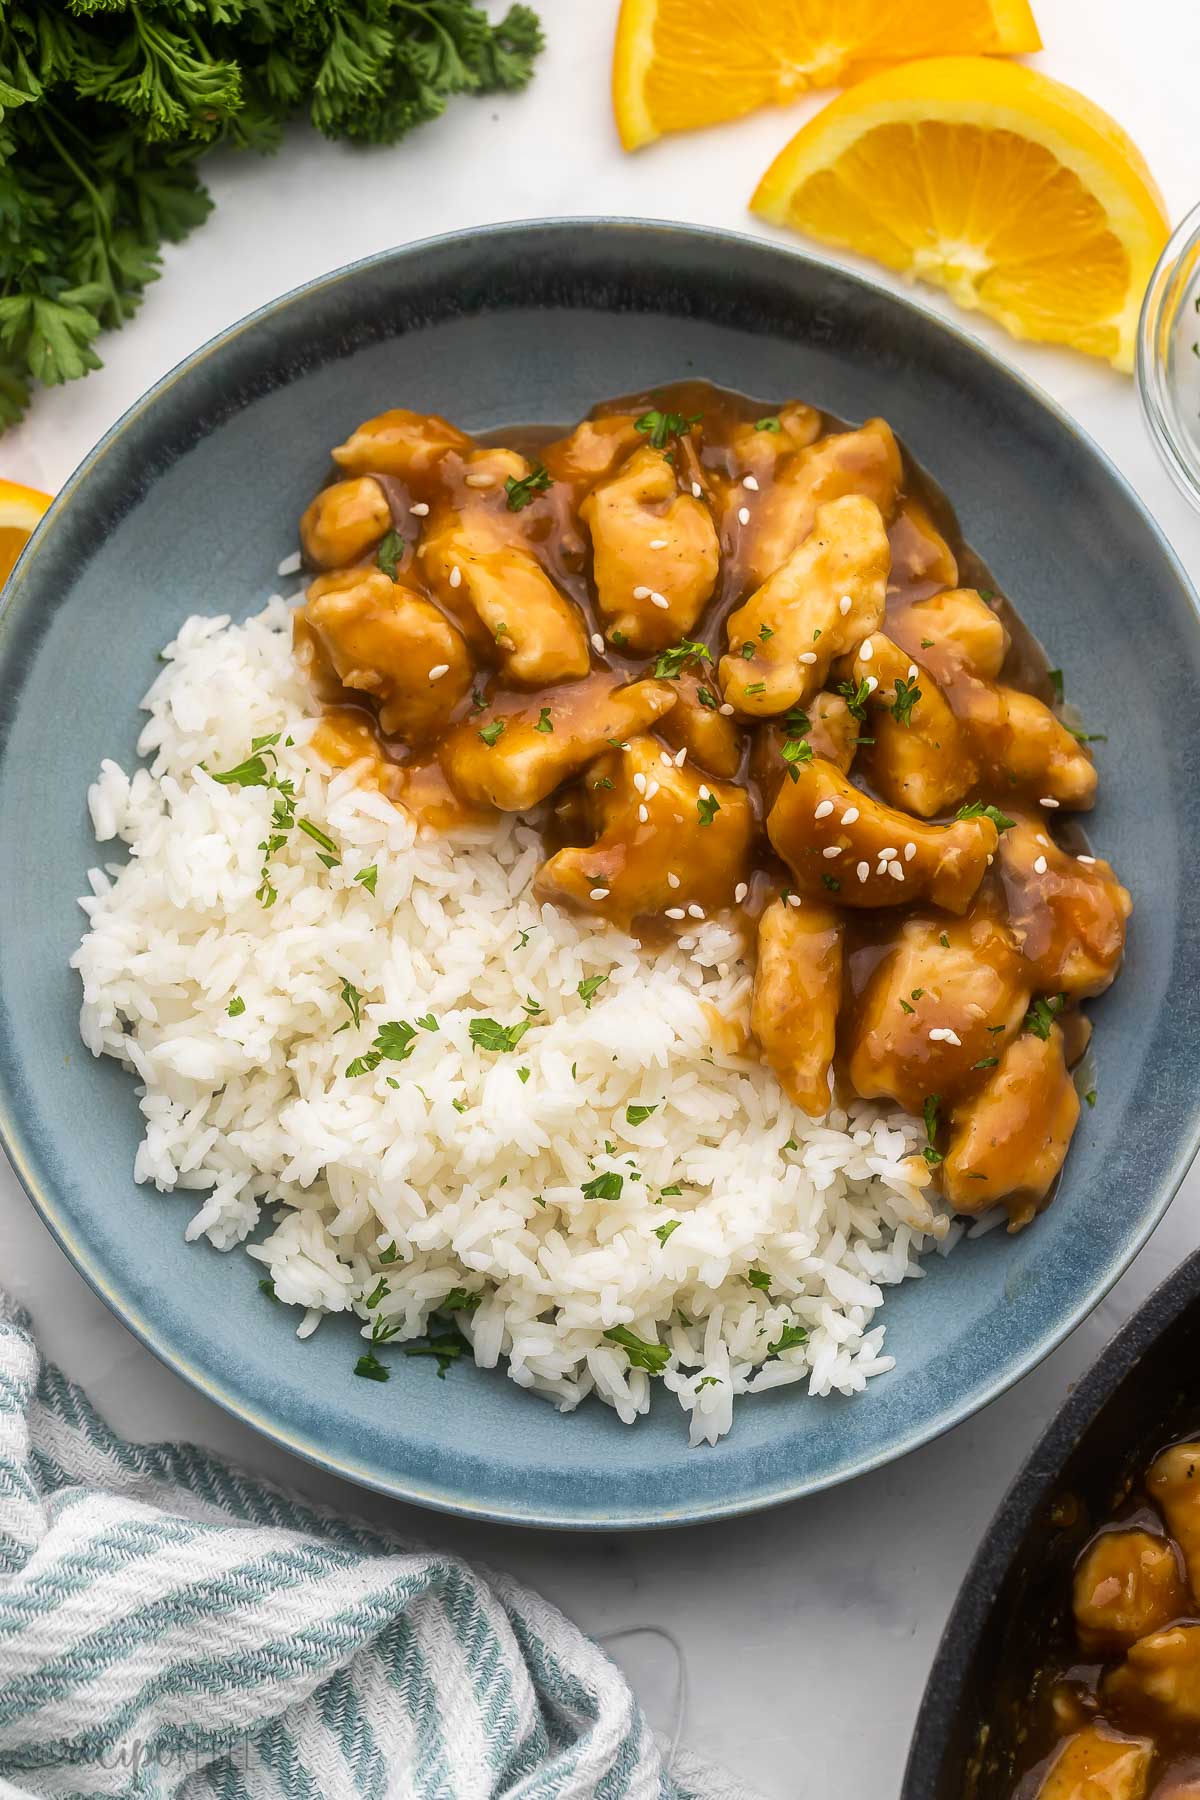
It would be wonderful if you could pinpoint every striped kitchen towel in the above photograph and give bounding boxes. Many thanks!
[0,1294,759,1800]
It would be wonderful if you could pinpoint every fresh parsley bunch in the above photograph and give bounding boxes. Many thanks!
[0,1,543,426]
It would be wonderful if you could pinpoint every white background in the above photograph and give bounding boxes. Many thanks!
[3,3,1200,1792]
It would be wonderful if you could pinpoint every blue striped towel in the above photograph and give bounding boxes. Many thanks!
[0,1293,757,1800]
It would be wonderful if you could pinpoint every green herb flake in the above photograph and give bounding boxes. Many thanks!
[517,1066,530,1083]
[581,1171,623,1201]
[403,1330,465,1378]
[634,408,701,450]
[744,681,766,695]
[258,1278,276,1301]
[227,996,245,1018]
[577,974,609,1009]
[768,1323,809,1355]
[740,642,755,660]
[759,623,774,641]
[1048,668,1065,704]
[625,1103,658,1126]
[746,1268,771,1292]
[660,1183,682,1197]
[603,1324,670,1373]
[899,998,914,1015]
[209,753,271,788]
[956,800,1016,831]
[972,1056,999,1071]
[696,686,718,710]
[354,865,378,896]
[354,1351,390,1383]
[340,980,364,1029]
[504,462,553,512]
[534,707,553,733]
[1024,995,1065,1040]
[378,1243,399,1264]
[478,719,506,748]
[654,639,712,679]
[298,818,339,861]
[376,529,404,580]
[822,873,841,892]
[837,678,872,722]
[440,1288,482,1313]
[697,791,721,827]
[363,1277,389,1310]
[754,416,781,433]
[469,1016,532,1053]
[890,675,921,728]
[654,1219,681,1245]
[1085,1089,1097,1108]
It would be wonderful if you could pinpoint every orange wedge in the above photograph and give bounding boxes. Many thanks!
[0,478,51,587]
[751,58,1169,370]
[612,0,1041,151]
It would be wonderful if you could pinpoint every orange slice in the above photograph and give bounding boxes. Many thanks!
[751,57,1169,370]
[0,478,51,587]
[612,0,1041,151]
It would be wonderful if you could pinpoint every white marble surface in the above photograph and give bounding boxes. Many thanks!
[4,3,1200,1792]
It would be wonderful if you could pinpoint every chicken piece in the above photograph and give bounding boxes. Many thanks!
[720,402,824,506]
[1152,1761,1200,1798]
[1148,1445,1200,1605]
[302,568,472,740]
[300,477,392,570]
[887,497,959,594]
[1106,1625,1200,1731]
[943,1024,1080,1227]
[1028,1724,1153,1800]
[423,452,590,687]
[720,495,891,717]
[846,633,978,818]
[846,914,1029,1114]
[891,587,1011,680]
[657,670,742,777]
[739,417,903,591]
[999,819,1132,998]
[438,674,676,812]
[541,415,643,490]
[331,408,471,480]
[535,736,753,927]
[580,445,720,653]
[955,676,1098,809]
[750,693,859,813]
[1073,1530,1188,1657]
[751,900,842,1115]
[767,755,997,913]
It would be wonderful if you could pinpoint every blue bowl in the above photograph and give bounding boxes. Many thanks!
[2,220,1198,1530]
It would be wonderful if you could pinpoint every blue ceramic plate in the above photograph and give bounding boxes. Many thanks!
[2,220,1198,1530]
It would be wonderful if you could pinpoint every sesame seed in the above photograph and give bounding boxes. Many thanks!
[734,881,748,903]
[646,780,660,798]
[668,871,681,888]
[638,804,648,823]
[737,506,751,526]
[787,893,802,907]
[879,846,898,861]
[687,903,705,919]
[692,482,702,498]
[674,747,687,766]
[665,907,686,920]
[743,474,760,491]
[428,663,450,681]
[838,595,852,615]
[589,887,608,900]
[888,862,904,881]
[1036,834,1050,847]
[860,639,874,662]
[465,472,494,488]
[718,703,735,716]
[908,664,919,682]
[633,772,647,794]
[650,592,670,610]
[822,845,841,860]
[843,806,860,824]
[448,566,462,589]
[904,842,916,862]
[986,853,994,866]
[633,585,651,600]
[1033,854,1048,874]
[410,502,430,517]
[865,676,878,694]
[857,861,869,882]
[699,785,711,800]
[649,537,668,549]
[591,633,604,653]
[799,652,818,665]
[815,800,835,819]
[660,752,673,769]
[929,1027,961,1046]
[1039,796,1060,809]
[1077,854,1096,865]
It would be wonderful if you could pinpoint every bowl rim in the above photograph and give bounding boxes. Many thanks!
[4,215,1200,1529]
[900,1245,1200,1797]
[1136,199,1200,514]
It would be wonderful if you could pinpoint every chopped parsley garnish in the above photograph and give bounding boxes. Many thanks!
[1048,668,1065,703]
[440,1288,482,1313]
[345,1019,418,1077]
[376,529,404,580]
[516,927,533,949]
[354,1351,389,1382]
[577,974,609,1009]
[654,1219,681,1245]
[593,775,615,789]
[451,1098,467,1114]
[759,623,774,641]
[922,1094,943,1167]
[754,416,781,432]
[654,638,712,679]
[697,792,721,827]
[227,996,245,1018]
[416,1013,438,1032]
[493,621,509,641]
[354,865,378,895]
[939,933,950,948]
[517,1066,530,1083]
[603,1324,670,1373]
[920,637,935,649]
[697,1375,720,1389]
[611,629,628,647]
[768,1323,809,1355]
[522,997,543,1015]
[340,980,363,1029]
[258,1278,276,1300]
[504,462,553,511]
[899,998,914,1015]
[209,752,272,788]
[837,678,872,722]
[972,1056,999,1071]
[697,686,718,709]
[740,642,755,660]
[744,681,766,695]
[635,408,701,449]
[469,1016,532,1053]
[1024,995,1065,1040]
[363,1277,389,1310]
[378,1243,399,1264]
[534,707,553,733]
[404,1330,465,1377]
[956,800,1015,831]
[978,588,995,603]
[582,1171,623,1201]
[478,719,506,747]
[626,1103,658,1125]
[746,1268,771,1291]
[821,874,840,892]
[659,1183,682,1197]
[890,676,921,728]
[1085,1089,1097,1108]
[298,818,339,864]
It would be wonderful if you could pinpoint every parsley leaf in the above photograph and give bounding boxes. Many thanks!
[654,639,712,679]
[469,1016,531,1053]
[354,1352,390,1382]
[376,529,404,580]
[768,1323,809,1355]
[404,1330,465,1378]
[1024,995,1065,1040]
[582,1171,623,1200]
[837,678,872,722]
[956,800,1016,831]
[603,1324,670,1372]
[354,865,378,896]
[577,974,609,1009]
[697,791,720,827]
[504,462,553,511]
[625,1103,657,1125]
[534,707,553,733]
[654,1219,681,1245]
[478,719,506,747]
[227,996,245,1018]
[635,408,701,449]
[754,416,781,432]
[922,1094,943,1167]
[890,676,921,727]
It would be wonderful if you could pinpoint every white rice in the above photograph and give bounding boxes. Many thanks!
[72,597,955,1444]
